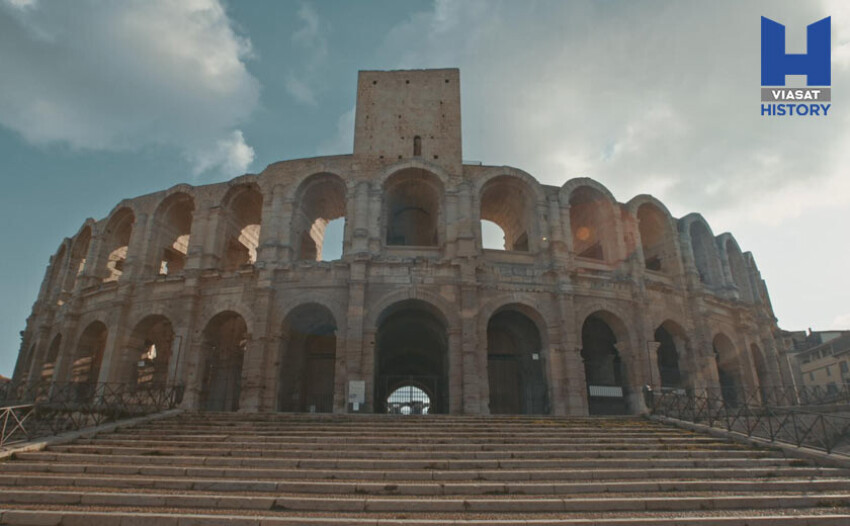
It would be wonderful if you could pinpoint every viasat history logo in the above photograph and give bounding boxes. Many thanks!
[761,16,831,117]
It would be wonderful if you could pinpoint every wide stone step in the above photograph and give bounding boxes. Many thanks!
[1,489,849,514]
[2,461,842,482]
[1,472,849,496]
[130,423,690,433]
[2,413,847,524]
[66,434,731,447]
[122,426,700,437]
[2,508,850,526]
[92,435,744,452]
[13,450,804,471]
[66,441,775,460]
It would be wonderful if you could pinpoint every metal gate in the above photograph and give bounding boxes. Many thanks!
[382,375,438,414]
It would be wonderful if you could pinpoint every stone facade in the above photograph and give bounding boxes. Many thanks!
[11,69,792,415]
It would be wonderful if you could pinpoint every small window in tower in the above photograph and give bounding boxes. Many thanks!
[413,136,422,157]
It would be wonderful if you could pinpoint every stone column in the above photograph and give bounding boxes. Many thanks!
[459,264,481,414]
[454,182,476,257]
[615,341,647,414]
[239,285,273,412]
[367,185,383,254]
[547,195,567,263]
[346,261,369,411]
[257,184,287,267]
[199,207,223,270]
[448,328,463,414]
[560,294,586,415]
[351,181,370,255]
[445,188,459,259]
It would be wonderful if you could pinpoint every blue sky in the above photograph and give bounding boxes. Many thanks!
[1,0,848,376]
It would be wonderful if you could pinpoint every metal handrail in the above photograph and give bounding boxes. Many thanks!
[0,381,183,449]
[650,388,850,456]
[0,404,35,448]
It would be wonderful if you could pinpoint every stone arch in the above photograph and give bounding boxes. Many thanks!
[560,177,619,205]
[150,192,194,276]
[199,311,249,411]
[720,234,755,302]
[219,183,263,271]
[40,334,62,383]
[377,158,452,187]
[291,172,347,261]
[580,309,630,415]
[486,303,550,414]
[64,225,92,292]
[632,198,679,274]
[71,321,108,390]
[374,299,450,414]
[475,168,548,205]
[680,214,723,287]
[383,167,444,247]
[366,288,459,332]
[98,207,135,282]
[713,332,743,407]
[478,174,538,252]
[278,303,338,412]
[121,315,175,389]
[563,181,620,263]
[653,319,690,389]
[197,301,254,341]
[477,296,554,343]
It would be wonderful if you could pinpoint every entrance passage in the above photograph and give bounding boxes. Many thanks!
[278,304,337,413]
[581,314,627,415]
[487,309,549,414]
[387,385,431,415]
[375,300,448,414]
[200,311,247,412]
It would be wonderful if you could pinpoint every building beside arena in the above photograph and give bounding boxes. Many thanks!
[12,69,791,415]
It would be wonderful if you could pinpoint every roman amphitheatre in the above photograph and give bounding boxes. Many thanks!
[10,68,788,416]
[2,68,849,526]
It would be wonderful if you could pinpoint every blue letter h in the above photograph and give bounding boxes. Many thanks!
[761,17,830,86]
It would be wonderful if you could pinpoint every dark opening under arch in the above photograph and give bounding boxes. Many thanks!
[375,300,448,414]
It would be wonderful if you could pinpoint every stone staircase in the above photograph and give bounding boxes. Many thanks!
[1,413,849,524]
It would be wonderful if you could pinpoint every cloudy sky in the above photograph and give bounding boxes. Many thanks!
[0,0,847,376]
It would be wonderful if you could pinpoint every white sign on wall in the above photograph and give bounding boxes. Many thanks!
[348,380,365,404]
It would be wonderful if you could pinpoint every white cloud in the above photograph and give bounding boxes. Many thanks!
[284,2,328,106]
[316,106,355,155]
[367,0,850,331]
[292,2,326,59]
[188,130,255,176]
[0,0,260,175]
[380,0,848,222]
[2,0,36,9]
[284,74,318,106]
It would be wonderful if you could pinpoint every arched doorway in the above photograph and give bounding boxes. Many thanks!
[487,308,549,414]
[124,315,175,389]
[655,321,689,390]
[713,333,742,407]
[278,304,337,413]
[71,322,108,402]
[384,169,442,247]
[375,300,448,414]
[292,173,347,261]
[581,313,627,415]
[200,312,248,411]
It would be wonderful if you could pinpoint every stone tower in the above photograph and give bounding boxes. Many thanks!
[353,68,462,175]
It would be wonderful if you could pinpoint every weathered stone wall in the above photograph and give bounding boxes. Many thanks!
[11,69,790,415]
